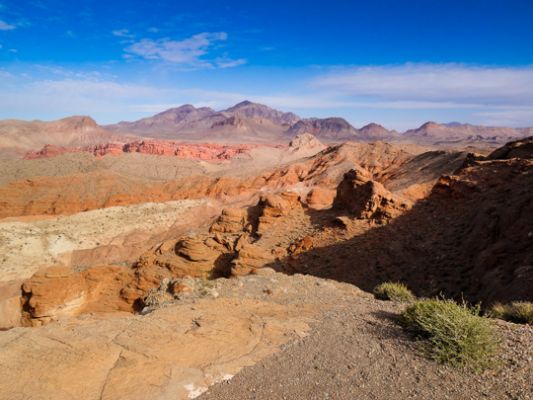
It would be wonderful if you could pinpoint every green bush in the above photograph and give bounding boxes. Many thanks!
[401,298,499,371]
[489,302,533,325]
[373,282,415,302]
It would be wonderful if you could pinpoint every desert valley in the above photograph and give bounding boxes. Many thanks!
[1,1,533,399]
[0,100,531,399]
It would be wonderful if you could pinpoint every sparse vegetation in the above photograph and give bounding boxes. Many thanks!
[373,282,415,302]
[489,302,533,325]
[401,298,499,371]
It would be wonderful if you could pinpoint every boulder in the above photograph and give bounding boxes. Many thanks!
[306,187,336,210]
[21,265,133,326]
[21,266,88,326]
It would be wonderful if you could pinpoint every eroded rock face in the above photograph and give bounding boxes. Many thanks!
[257,192,303,235]
[210,208,250,234]
[121,235,232,306]
[21,266,133,326]
[333,168,410,220]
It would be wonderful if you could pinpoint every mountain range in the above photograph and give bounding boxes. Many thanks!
[1,100,532,157]
[105,101,532,144]
[105,101,398,142]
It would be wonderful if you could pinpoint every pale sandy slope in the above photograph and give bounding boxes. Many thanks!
[0,199,218,283]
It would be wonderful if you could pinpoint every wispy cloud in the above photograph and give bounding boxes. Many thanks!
[214,57,247,69]
[2,63,532,128]
[112,28,134,39]
[124,32,245,69]
[313,64,533,105]
[0,19,15,30]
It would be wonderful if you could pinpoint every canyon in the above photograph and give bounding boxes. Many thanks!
[0,104,532,399]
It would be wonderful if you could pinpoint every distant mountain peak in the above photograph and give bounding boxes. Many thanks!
[420,121,440,129]
[223,100,300,125]
[232,100,254,107]
[358,122,397,140]
[360,122,385,130]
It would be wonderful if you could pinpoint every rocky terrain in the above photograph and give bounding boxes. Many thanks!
[0,111,532,399]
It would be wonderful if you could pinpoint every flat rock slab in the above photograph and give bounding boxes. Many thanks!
[0,273,359,400]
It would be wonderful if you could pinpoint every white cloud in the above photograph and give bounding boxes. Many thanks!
[112,28,134,39]
[215,57,247,69]
[30,78,162,99]
[0,75,173,122]
[313,64,533,105]
[0,19,15,30]
[2,63,532,128]
[124,32,245,69]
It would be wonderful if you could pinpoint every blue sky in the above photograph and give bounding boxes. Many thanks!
[0,0,532,130]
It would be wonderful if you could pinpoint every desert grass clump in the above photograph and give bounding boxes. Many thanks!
[489,302,533,325]
[373,282,415,302]
[401,298,499,371]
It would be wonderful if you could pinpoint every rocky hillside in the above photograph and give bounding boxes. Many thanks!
[286,136,533,305]
[108,104,218,135]
[0,116,125,154]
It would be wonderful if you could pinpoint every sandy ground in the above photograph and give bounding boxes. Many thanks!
[0,199,214,283]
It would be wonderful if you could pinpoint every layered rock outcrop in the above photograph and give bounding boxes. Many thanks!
[25,140,254,161]
[21,265,133,326]
[333,167,410,221]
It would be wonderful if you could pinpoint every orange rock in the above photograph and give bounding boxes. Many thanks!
[210,208,249,234]
[21,265,133,326]
[306,187,336,210]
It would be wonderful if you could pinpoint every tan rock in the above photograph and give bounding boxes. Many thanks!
[232,244,275,276]
[0,281,22,329]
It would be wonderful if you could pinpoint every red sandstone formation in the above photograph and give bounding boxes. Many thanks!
[24,140,256,161]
